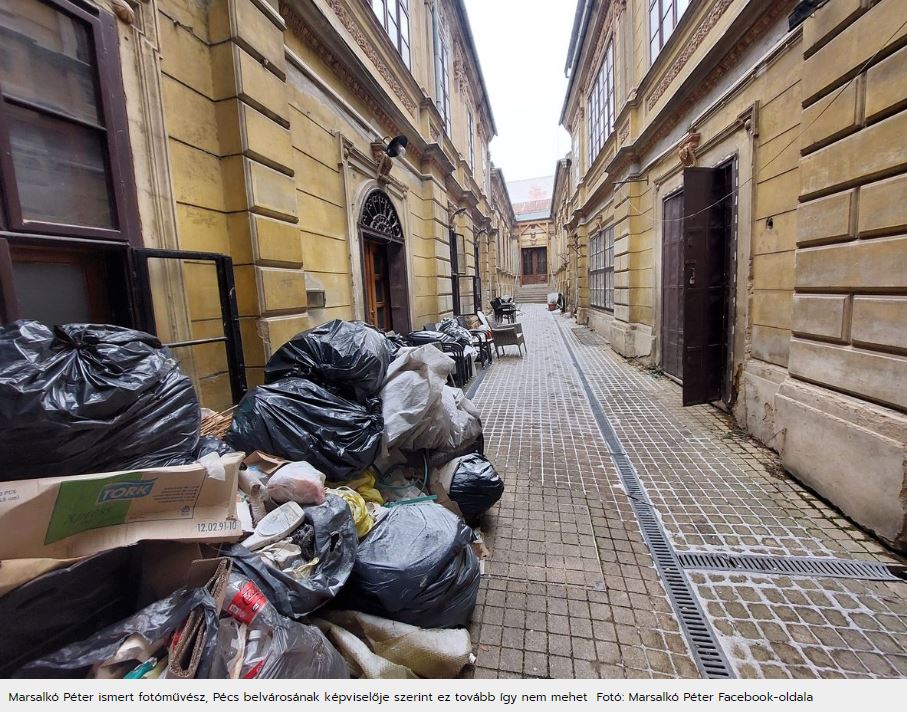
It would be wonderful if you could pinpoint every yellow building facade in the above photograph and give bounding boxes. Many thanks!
[0,0,512,409]
[555,0,907,550]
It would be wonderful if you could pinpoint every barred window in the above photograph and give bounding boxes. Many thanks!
[589,226,614,310]
[587,40,614,164]
[649,0,690,61]
[371,0,411,68]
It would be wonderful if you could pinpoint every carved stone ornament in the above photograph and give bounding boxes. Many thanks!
[678,130,701,168]
[110,0,135,24]
[371,142,394,183]
[647,0,733,110]
[324,0,417,114]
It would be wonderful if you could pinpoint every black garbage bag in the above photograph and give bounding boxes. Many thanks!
[226,378,382,481]
[195,436,239,459]
[0,547,141,677]
[447,455,505,525]
[0,321,200,480]
[437,317,473,346]
[336,503,480,628]
[223,494,357,618]
[15,587,225,679]
[264,320,391,402]
[404,330,456,346]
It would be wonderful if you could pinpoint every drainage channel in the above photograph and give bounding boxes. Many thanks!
[554,318,734,679]
[678,552,907,582]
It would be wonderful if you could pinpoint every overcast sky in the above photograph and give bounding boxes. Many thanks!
[464,0,575,183]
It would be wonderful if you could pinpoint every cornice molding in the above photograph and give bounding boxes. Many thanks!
[645,0,734,111]
[324,0,418,114]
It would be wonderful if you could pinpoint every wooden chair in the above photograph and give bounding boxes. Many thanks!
[477,311,526,357]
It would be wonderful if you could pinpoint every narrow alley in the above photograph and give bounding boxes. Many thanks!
[468,305,907,680]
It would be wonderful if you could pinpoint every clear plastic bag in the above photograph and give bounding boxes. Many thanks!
[267,462,327,506]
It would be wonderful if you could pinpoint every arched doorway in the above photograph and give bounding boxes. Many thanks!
[358,190,411,334]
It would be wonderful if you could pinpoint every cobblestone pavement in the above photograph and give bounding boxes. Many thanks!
[465,304,907,679]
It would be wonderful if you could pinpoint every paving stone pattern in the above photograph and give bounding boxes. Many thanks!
[466,305,907,679]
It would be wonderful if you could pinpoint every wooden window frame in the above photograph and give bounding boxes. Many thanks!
[432,4,451,135]
[587,40,614,164]
[589,225,614,311]
[0,0,140,245]
[369,0,411,69]
[649,0,690,61]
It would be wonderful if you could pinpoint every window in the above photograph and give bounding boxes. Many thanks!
[571,131,579,188]
[0,0,135,241]
[589,226,614,310]
[649,0,690,60]
[370,0,411,68]
[0,0,139,327]
[482,142,489,194]
[587,40,614,164]
[466,108,475,172]
[432,5,451,134]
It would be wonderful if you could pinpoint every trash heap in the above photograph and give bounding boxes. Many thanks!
[0,318,505,680]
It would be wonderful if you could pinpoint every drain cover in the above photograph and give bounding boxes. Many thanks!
[678,552,907,582]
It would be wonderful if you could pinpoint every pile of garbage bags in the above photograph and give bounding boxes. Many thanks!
[0,317,507,679]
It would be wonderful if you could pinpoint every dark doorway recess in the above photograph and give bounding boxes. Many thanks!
[358,190,411,334]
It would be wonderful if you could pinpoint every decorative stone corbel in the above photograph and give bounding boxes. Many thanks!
[110,0,135,24]
[678,130,701,168]
[371,142,393,183]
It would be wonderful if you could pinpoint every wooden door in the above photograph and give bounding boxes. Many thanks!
[521,247,547,285]
[364,239,392,331]
[682,167,733,406]
[661,192,684,380]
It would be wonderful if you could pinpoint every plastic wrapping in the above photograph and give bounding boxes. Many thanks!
[337,503,479,629]
[443,455,504,524]
[264,320,391,403]
[315,610,473,679]
[220,574,348,679]
[224,494,357,618]
[404,330,457,346]
[195,436,238,459]
[15,588,224,679]
[0,321,200,480]
[226,378,382,481]
[267,462,326,506]
[379,346,480,462]
[436,318,473,346]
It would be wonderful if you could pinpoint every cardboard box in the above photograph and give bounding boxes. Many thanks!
[0,453,244,560]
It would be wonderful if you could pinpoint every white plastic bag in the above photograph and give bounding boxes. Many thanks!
[266,462,326,505]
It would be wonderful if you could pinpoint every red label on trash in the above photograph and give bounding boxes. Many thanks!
[225,581,268,624]
[242,658,266,679]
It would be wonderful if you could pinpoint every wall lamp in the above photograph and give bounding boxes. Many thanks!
[383,135,409,158]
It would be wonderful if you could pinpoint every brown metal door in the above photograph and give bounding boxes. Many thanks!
[682,167,730,406]
[661,192,684,380]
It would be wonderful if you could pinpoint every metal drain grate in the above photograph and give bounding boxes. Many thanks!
[571,327,608,346]
[556,320,734,679]
[678,552,907,582]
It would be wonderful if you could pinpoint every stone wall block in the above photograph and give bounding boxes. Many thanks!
[852,296,907,351]
[796,190,854,246]
[858,173,907,237]
[796,235,907,289]
[788,339,907,410]
[792,294,848,341]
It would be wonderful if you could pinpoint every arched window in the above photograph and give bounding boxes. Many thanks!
[359,190,403,242]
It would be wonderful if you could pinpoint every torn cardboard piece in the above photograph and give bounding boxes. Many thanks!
[0,453,244,560]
